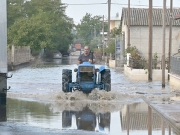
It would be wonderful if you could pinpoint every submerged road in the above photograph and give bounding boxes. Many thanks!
[0,55,178,135]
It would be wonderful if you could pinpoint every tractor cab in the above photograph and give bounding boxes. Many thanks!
[76,62,96,82]
[74,62,97,92]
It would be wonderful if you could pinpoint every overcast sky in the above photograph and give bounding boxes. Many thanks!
[61,0,180,24]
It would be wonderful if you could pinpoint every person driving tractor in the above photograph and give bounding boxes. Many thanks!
[77,46,96,64]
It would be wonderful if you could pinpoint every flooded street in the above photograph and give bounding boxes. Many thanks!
[1,56,179,135]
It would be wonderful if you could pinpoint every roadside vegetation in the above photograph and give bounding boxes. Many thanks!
[7,0,73,56]
[7,0,122,58]
[75,13,121,59]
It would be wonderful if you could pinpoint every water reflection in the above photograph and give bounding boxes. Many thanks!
[62,107,110,132]
[0,105,6,122]
[4,98,178,134]
[44,56,78,65]
[7,98,53,122]
[121,103,177,135]
[121,102,162,130]
[53,59,62,65]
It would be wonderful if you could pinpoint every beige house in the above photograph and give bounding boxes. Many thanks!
[121,8,180,60]
[110,13,121,31]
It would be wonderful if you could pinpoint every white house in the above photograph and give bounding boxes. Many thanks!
[121,8,180,82]
[121,8,180,60]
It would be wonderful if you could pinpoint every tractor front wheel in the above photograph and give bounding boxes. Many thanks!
[101,69,111,92]
[62,69,72,92]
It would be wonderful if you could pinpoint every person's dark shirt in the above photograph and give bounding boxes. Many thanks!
[78,53,95,64]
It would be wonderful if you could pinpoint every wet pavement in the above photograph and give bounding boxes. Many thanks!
[0,55,179,135]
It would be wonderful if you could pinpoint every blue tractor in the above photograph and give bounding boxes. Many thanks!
[62,62,111,93]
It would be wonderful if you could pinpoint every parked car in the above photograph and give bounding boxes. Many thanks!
[61,51,70,57]
[53,51,62,59]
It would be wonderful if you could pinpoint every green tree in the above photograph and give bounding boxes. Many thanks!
[24,0,66,17]
[8,0,73,56]
[8,10,73,55]
[111,26,122,38]
[7,0,25,27]
[106,39,115,55]
[47,11,73,52]
[89,37,101,51]
[76,13,107,45]
[8,11,52,55]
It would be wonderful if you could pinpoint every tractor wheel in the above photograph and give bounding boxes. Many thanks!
[101,69,111,91]
[62,69,72,92]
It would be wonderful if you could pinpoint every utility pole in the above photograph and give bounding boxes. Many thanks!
[162,0,166,88]
[168,0,173,80]
[107,0,111,42]
[148,0,153,81]
[128,0,130,47]
[102,15,105,59]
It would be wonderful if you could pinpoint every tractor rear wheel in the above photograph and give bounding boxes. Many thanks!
[62,69,72,92]
[101,69,111,91]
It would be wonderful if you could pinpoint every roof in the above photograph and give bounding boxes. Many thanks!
[121,8,180,26]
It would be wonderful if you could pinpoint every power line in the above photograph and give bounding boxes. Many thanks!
[64,3,107,5]
[64,3,163,7]
[112,0,122,10]
[112,3,161,7]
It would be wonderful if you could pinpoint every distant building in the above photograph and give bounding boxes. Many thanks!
[75,43,82,51]
[110,13,121,31]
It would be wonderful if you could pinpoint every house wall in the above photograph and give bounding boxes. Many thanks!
[122,21,128,49]
[110,21,115,30]
[110,20,120,30]
[122,24,180,60]
[115,20,120,28]
[0,0,7,73]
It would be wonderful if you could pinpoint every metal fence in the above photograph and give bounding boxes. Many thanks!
[171,55,180,76]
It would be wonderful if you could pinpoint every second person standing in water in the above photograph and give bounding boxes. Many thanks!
[77,46,96,64]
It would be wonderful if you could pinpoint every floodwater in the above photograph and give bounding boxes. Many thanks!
[0,55,179,135]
